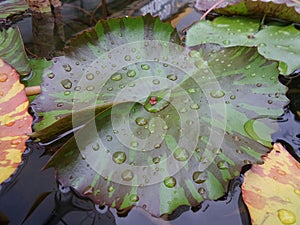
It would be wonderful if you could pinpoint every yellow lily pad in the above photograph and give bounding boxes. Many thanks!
[242,143,300,225]
[0,58,32,183]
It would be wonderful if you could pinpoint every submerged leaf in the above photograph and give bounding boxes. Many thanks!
[242,143,300,225]
[0,0,28,20]
[0,58,32,183]
[186,16,300,74]
[0,27,31,75]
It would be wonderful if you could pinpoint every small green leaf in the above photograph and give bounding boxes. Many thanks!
[186,16,300,74]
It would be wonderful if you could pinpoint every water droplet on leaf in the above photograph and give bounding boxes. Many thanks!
[141,64,150,70]
[61,79,72,89]
[167,74,177,81]
[198,187,206,195]
[86,73,94,80]
[64,91,71,96]
[154,143,161,149]
[107,186,114,192]
[0,74,8,82]
[277,209,296,224]
[173,148,189,161]
[130,194,139,202]
[47,73,55,79]
[112,151,126,164]
[210,90,225,98]
[188,50,201,58]
[111,73,123,81]
[135,117,148,126]
[217,161,229,169]
[222,40,231,45]
[190,103,200,110]
[192,171,206,184]
[152,157,160,164]
[124,55,131,61]
[188,88,197,93]
[11,139,22,146]
[74,86,81,91]
[63,64,72,72]
[130,141,139,148]
[86,85,95,91]
[127,70,136,77]
[164,176,176,188]
[106,135,113,141]
[121,169,134,181]
[92,143,100,151]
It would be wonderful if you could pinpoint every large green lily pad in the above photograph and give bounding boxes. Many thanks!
[32,15,179,131]
[186,16,300,74]
[32,16,288,217]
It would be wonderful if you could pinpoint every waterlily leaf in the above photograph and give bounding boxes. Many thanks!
[0,0,28,20]
[186,16,300,74]
[32,15,288,216]
[0,58,32,183]
[31,103,114,144]
[195,0,300,23]
[0,27,30,75]
[43,43,287,217]
[31,15,179,131]
[242,143,300,225]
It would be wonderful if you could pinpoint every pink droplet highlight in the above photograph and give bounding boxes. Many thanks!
[150,97,157,105]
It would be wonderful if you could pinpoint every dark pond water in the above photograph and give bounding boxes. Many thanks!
[0,0,299,224]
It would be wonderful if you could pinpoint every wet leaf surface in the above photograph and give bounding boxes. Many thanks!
[32,15,179,131]
[242,143,300,225]
[0,58,32,183]
[195,0,300,23]
[31,15,288,217]
[0,27,30,75]
[186,16,300,74]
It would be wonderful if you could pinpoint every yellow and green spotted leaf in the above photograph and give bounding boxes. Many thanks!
[0,58,32,183]
[34,16,288,217]
[242,143,300,225]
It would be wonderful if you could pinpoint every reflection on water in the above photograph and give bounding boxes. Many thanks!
[0,142,250,225]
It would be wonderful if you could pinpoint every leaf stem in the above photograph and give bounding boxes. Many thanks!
[25,86,41,96]
[200,0,225,21]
